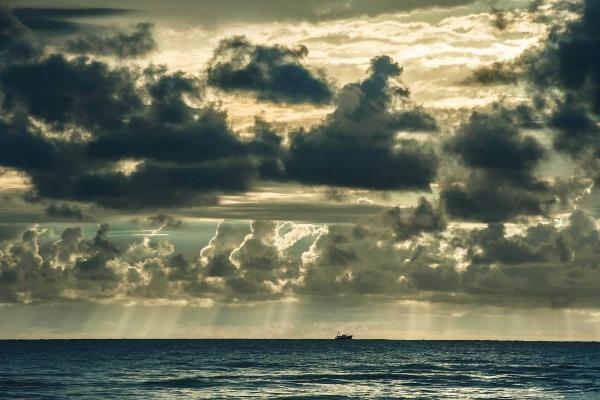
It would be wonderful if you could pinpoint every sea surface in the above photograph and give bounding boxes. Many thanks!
[1,340,599,399]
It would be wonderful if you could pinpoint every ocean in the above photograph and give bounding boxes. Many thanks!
[1,340,599,399]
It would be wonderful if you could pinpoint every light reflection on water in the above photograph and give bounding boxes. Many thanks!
[1,340,599,399]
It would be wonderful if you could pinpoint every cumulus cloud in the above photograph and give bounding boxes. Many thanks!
[446,108,545,173]
[0,204,599,308]
[0,54,141,130]
[0,11,264,209]
[199,221,250,278]
[461,210,600,307]
[0,8,444,210]
[299,207,600,307]
[193,220,321,300]
[0,4,589,227]
[0,224,121,302]
[441,179,553,223]
[65,22,156,58]
[0,110,253,210]
[284,56,439,190]
[532,1,600,180]
[441,105,555,222]
[298,218,457,297]
[207,36,334,104]
[465,1,600,179]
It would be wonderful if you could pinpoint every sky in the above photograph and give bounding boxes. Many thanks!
[1,0,600,339]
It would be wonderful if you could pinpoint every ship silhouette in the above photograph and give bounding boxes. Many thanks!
[334,331,353,340]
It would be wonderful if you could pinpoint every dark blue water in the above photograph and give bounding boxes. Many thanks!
[1,340,599,399]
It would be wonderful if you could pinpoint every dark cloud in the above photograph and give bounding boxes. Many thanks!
[0,116,56,170]
[0,54,141,130]
[144,66,200,123]
[0,11,261,210]
[441,106,552,222]
[49,161,250,209]
[44,203,84,220]
[0,6,40,64]
[0,102,252,211]
[284,56,438,190]
[65,22,156,58]
[79,68,259,208]
[546,1,600,113]
[86,109,247,164]
[514,0,600,179]
[11,7,131,34]
[441,179,552,223]
[467,1,600,175]
[207,36,333,104]
[549,98,600,159]
[286,136,437,190]
[446,108,545,173]
[247,118,285,180]
[0,56,255,210]
[0,7,443,210]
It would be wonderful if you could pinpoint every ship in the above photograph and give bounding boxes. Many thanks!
[334,331,353,340]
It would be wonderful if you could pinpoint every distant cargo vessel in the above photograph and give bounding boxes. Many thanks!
[335,331,353,340]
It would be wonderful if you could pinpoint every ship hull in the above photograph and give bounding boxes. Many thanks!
[334,335,353,340]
